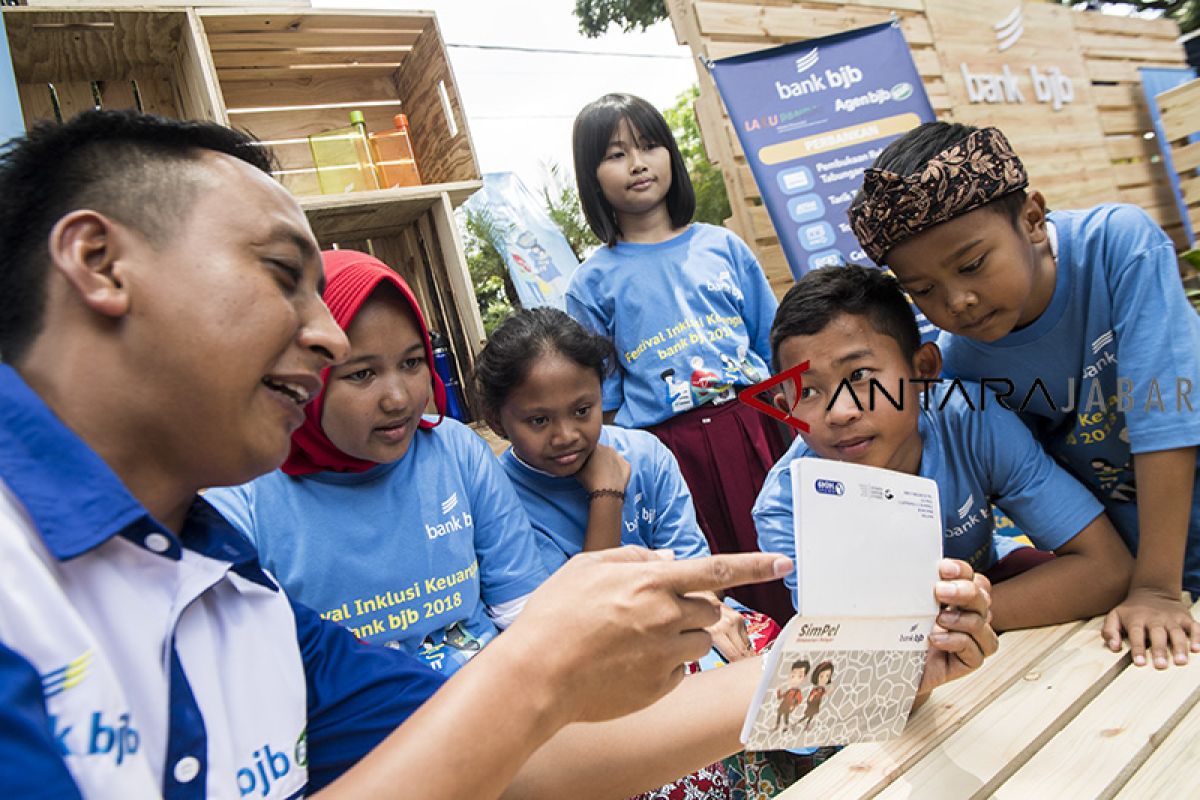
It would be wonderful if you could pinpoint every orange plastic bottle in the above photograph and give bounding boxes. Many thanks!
[370,114,422,188]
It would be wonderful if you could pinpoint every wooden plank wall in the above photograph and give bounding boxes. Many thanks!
[1076,11,1190,248]
[1158,77,1200,243]
[924,0,1119,211]
[667,0,1189,294]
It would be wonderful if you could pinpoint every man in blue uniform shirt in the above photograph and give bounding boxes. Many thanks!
[0,110,997,799]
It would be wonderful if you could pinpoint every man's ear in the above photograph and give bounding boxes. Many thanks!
[47,210,133,319]
[1021,190,1048,245]
[912,341,942,380]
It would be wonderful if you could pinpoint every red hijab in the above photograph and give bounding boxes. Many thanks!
[282,249,447,476]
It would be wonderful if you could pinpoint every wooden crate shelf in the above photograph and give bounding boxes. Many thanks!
[199,8,479,199]
[2,3,489,369]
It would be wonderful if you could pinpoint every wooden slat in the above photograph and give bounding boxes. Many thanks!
[1100,108,1153,136]
[300,181,483,242]
[1088,58,1184,85]
[229,103,401,145]
[876,619,1127,799]
[1073,10,1179,38]
[995,635,1200,795]
[1183,175,1200,206]
[215,65,400,83]
[198,9,433,34]
[429,192,487,354]
[394,18,479,187]
[219,73,399,110]
[211,48,408,69]
[1106,135,1159,162]
[1161,100,1200,143]
[174,9,224,122]
[1112,158,1165,189]
[780,623,1085,798]
[1173,140,1200,174]
[206,30,423,51]
[1155,75,1200,108]
[694,1,932,46]
[1115,698,1200,798]
[1078,31,1186,62]
[4,8,184,83]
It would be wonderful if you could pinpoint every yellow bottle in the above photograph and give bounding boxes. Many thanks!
[308,110,381,194]
[369,114,423,188]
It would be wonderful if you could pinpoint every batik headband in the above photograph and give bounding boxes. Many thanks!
[848,127,1028,264]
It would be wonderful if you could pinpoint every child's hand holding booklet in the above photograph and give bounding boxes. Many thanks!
[741,458,943,750]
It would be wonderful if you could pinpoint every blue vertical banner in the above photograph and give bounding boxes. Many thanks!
[463,172,580,311]
[1140,66,1198,248]
[0,13,25,143]
[710,22,935,279]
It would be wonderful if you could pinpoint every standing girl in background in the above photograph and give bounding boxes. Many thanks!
[568,93,793,622]
[207,250,549,676]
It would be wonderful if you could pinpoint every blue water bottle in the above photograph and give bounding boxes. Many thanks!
[430,331,469,422]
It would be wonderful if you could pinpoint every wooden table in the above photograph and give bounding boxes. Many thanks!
[777,598,1200,798]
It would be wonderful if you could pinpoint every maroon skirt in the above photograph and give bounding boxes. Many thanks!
[647,399,796,625]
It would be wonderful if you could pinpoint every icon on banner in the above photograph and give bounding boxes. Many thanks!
[807,250,844,270]
[777,166,814,195]
[787,194,825,223]
[799,222,836,251]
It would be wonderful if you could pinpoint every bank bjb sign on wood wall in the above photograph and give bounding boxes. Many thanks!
[668,0,1188,296]
[926,0,1119,209]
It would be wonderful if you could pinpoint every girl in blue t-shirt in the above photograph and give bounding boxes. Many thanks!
[207,250,549,676]
[567,93,794,623]
[475,306,802,798]
[475,307,782,662]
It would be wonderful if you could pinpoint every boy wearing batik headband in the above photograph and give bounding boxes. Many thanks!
[849,121,1200,670]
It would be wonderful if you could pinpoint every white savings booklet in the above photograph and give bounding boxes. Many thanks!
[741,458,942,750]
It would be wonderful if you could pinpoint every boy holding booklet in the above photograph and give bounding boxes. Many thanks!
[753,265,1132,631]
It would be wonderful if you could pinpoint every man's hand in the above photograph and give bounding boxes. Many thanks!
[507,548,792,724]
[575,444,631,495]
[917,559,998,698]
[1101,586,1200,669]
[705,601,755,662]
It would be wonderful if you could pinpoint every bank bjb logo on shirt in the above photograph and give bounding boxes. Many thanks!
[237,733,306,798]
[43,650,141,767]
[427,491,473,540]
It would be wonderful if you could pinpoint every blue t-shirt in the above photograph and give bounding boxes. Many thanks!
[499,425,712,571]
[566,223,777,428]
[940,205,1200,591]
[207,419,549,676]
[753,381,1104,608]
[0,364,444,798]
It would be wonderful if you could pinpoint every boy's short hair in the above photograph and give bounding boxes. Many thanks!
[572,93,695,247]
[770,265,921,370]
[0,110,273,364]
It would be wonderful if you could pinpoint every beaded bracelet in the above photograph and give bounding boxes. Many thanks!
[588,488,626,502]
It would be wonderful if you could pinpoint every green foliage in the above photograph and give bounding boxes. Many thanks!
[462,207,520,336]
[542,162,601,260]
[574,0,668,37]
[664,85,732,226]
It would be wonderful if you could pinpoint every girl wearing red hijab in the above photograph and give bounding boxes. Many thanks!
[207,250,549,675]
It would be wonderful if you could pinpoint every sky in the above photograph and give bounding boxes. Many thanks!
[314,0,699,194]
